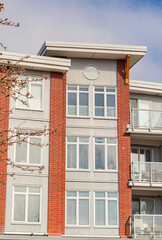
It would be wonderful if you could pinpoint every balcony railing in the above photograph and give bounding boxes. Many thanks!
[131,162,162,184]
[129,214,162,239]
[131,108,162,131]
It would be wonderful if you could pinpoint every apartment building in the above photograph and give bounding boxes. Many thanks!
[0,42,162,240]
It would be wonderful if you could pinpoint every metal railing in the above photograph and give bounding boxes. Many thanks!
[131,162,162,184]
[129,214,162,239]
[131,108,162,131]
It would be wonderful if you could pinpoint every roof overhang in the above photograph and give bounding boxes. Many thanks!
[130,80,162,96]
[0,51,71,73]
[38,41,147,69]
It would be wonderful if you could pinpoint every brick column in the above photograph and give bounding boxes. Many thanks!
[48,72,66,235]
[117,60,132,237]
[0,90,9,233]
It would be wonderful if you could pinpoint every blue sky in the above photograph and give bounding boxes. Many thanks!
[1,0,162,83]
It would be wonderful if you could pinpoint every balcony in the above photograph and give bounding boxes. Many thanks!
[128,109,162,133]
[129,162,162,187]
[129,214,162,239]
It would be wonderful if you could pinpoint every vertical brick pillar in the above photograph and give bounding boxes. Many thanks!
[48,72,66,235]
[117,60,132,237]
[0,89,9,233]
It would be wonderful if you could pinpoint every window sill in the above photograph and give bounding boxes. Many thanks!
[93,170,118,173]
[93,226,119,229]
[93,117,117,120]
[11,222,41,225]
[15,107,43,112]
[65,225,90,228]
[66,115,90,119]
[66,169,90,172]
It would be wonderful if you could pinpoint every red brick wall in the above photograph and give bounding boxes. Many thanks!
[48,72,66,235]
[0,89,9,233]
[117,60,132,237]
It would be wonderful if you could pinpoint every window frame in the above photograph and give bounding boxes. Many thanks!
[65,191,90,227]
[12,185,42,224]
[14,134,43,166]
[131,146,154,162]
[15,75,44,111]
[67,85,90,117]
[94,137,118,172]
[66,136,90,171]
[94,191,118,228]
[93,86,117,119]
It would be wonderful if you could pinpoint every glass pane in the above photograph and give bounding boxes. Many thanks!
[67,199,76,225]
[140,149,145,162]
[107,192,117,198]
[95,94,104,107]
[106,88,115,92]
[132,199,140,214]
[16,85,28,108]
[107,145,116,170]
[79,144,88,169]
[107,138,116,144]
[30,84,42,109]
[79,86,88,91]
[67,144,77,168]
[95,138,105,143]
[146,149,151,162]
[131,148,138,162]
[108,200,117,225]
[79,137,89,143]
[141,199,154,214]
[68,92,77,115]
[14,195,25,221]
[95,192,105,198]
[107,95,115,117]
[67,191,77,197]
[68,86,77,91]
[67,137,77,142]
[79,199,89,225]
[14,186,26,192]
[28,195,40,222]
[95,145,105,170]
[29,138,41,164]
[79,191,89,197]
[95,200,105,225]
[79,93,88,116]
[28,187,40,193]
[95,87,104,92]
[16,142,27,163]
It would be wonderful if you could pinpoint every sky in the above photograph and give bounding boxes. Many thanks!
[0,0,162,83]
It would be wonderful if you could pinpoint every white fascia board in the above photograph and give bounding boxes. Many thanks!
[130,79,162,95]
[0,51,71,73]
[38,41,147,68]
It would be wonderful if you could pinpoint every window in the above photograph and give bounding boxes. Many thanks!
[131,147,152,162]
[16,75,43,110]
[95,138,117,171]
[67,137,89,170]
[13,186,41,223]
[94,87,116,117]
[67,86,89,116]
[95,192,118,226]
[15,135,42,165]
[132,198,155,215]
[66,191,89,226]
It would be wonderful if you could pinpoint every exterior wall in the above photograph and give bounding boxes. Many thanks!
[0,88,9,233]
[117,60,132,237]
[48,72,66,235]
[5,70,50,234]
[66,58,119,236]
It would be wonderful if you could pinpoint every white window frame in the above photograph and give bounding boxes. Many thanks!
[65,191,90,227]
[94,137,118,172]
[16,75,44,111]
[12,186,42,224]
[14,134,42,166]
[93,86,117,119]
[66,136,90,171]
[67,85,90,117]
[131,146,154,162]
[94,191,118,228]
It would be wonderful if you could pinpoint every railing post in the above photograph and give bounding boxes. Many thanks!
[149,109,152,131]
[134,215,136,239]
[153,215,155,239]
[151,162,153,185]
